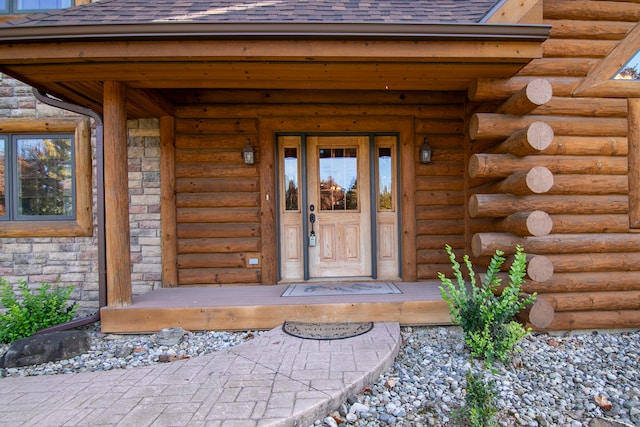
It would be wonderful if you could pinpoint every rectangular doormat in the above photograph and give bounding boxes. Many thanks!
[281,282,402,297]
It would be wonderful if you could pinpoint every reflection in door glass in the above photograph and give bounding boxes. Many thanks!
[284,147,298,211]
[319,147,358,211]
[378,147,393,210]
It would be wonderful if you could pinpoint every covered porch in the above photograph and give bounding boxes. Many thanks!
[100,282,448,333]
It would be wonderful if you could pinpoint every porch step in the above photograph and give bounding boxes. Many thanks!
[100,282,450,333]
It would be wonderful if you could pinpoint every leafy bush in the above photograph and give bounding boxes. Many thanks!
[454,367,499,427]
[0,279,78,343]
[438,244,535,366]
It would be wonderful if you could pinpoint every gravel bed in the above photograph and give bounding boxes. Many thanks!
[313,327,640,427]
[0,322,260,376]
[1,323,638,427]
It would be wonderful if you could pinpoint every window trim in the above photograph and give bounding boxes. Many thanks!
[0,118,92,237]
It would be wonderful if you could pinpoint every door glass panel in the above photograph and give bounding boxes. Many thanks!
[378,147,393,210]
[283,147,299,211]
[319,147,358,211]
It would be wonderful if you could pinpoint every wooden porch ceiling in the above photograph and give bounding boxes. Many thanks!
[0,39,544,118]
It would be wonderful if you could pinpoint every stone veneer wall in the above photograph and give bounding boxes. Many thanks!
[0,74,162,315]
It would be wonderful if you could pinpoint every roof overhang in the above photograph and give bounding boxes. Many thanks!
[0,22,550,42]
[0,22,550,118]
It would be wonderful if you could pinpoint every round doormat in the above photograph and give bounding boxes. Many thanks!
[282,321,374,340]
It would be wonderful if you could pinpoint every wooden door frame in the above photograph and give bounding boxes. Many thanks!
[259,116,417,284]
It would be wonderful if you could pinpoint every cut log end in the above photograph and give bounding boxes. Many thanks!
[526,79,553,107]
[517,297,555,329]
[525,210,554,237]
[526,166,554,194]
[527,255,554,282]
[526,121,555,152]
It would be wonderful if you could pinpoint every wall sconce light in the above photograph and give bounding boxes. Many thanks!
[420,137,432,164]
[243,139,255,165]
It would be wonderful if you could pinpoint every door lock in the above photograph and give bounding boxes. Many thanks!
[309,206,316,247]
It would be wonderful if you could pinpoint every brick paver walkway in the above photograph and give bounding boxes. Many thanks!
[0,322,401,427]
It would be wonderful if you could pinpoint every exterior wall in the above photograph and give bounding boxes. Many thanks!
[0,75,161,314]
[168,91,465,286]
[464,0,640,329]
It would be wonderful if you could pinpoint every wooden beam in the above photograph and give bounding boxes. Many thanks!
[517,298,555,329]
[541,136,627,156]
[490,122,554,156]
[629,99,640,228]
[469,113,627,140]
[469,77,581,101]
[127,88,175,118]
[550,214,629,234]
[547,310,640,330]
[544,19,634,40]
[473,167,554,195]
[498,211,553,237]
[549,175,628,195]
[485,0,542,24]
[547,252,640,273]
[495,79,552,116]
[103,81,132,307]
[469,194,627,218]
[160,116,178,288]
[468,154,627,178]
[472,233,640,257]
[544,0,640,22]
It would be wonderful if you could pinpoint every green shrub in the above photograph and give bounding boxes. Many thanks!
[453,367,499,427]
[438,244,535,366]
[0,278,78,343]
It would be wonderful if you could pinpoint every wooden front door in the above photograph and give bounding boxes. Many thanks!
[278,134,400,282]
[307,135,371,278]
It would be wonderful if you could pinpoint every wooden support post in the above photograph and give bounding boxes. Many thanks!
[472,166,554,195]
[491,122,554,156]
[495,79,553,116]
[160,116,178,287]
[103,81,132,307]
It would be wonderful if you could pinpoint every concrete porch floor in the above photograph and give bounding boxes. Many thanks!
[100,282,450,333]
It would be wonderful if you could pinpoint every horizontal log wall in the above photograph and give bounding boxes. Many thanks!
[415,94,467,279]
[174,116,261,285]
[173,90,466,285]
[465,0,640,329]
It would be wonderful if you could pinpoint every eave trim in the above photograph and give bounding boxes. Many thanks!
[0,22,550,43]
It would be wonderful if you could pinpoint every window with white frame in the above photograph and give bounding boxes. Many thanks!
[1,0,72,13]
[0,134,75,221]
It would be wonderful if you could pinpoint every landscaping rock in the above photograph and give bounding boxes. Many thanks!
[0,330,91,368]
[590,417,636,427]
[155,327,186,346]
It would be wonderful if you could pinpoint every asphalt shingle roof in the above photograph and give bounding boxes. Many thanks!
[2,0,502,27]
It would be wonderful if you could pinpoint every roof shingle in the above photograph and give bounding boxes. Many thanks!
[2,0,502,27]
